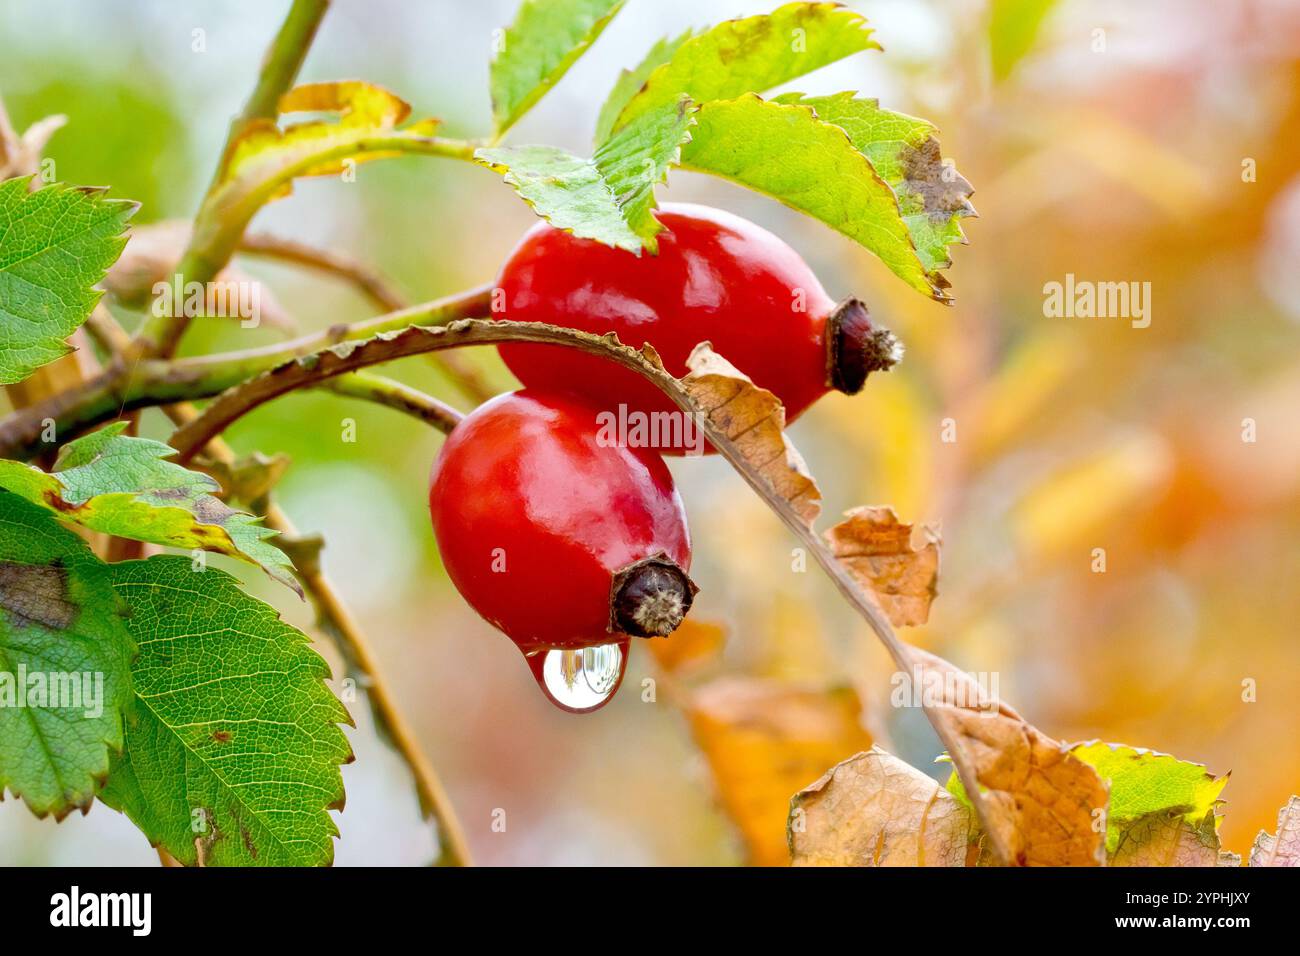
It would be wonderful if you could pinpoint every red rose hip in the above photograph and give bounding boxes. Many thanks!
[493,203,899,451]
[428,388,695,655]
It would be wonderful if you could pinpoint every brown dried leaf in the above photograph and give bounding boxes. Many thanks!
[682,343,822,526]
[684,677,871,866]
[1250,795,1300,867]
[645,617,726,675]
[790,747,973,866]
[199,451,292,507]
[825,506,939,627]
[0,111,65,179]
[915,648,1108,866]
[1111,809,1238,867]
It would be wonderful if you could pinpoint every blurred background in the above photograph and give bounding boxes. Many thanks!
[1,0,1298,865]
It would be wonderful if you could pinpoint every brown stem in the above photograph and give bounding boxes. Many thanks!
[238,233,495,403]
[0,284,493,460]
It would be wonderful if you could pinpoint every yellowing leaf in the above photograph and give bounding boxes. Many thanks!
[1067,741,1229,853]
[216,81,440,208]
[1250,795,1300,867]
[1012,432,1173,561]
[0,424,298,595]
[969,330,1079,463]
[825,506,940,627]
[682,343,822,526]
[790,747,973,866]
[684,677,871,866]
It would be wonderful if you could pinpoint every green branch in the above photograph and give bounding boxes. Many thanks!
[0,284,492,460]
[131,0,334,360]
[316,371,464,433]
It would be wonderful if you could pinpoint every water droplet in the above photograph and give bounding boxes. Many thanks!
[524,640,629,713]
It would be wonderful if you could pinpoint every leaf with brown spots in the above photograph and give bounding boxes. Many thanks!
[0,493,133,818]
[790,747,973,866]
[0,423,298,595]
[825,506,939,627]
[682,676,871,866]
[773,92,975,279]
[99,556,351,866]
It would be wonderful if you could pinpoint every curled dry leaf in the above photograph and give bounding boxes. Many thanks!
[790,746,973,866]
[1250,795,1300,867]
[825,505,939,627]
[682,343,822,526]
[103,221,294,334]
[222,81,440,198]
[1110,809,1239,867]
[683,676,871,866]
[917,648,1109,866]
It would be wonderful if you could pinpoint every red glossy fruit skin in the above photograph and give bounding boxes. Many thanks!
[495,203,837,444]
[428,389,691,650]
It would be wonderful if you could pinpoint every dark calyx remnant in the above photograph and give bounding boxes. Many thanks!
[610,553,699,638]
[825,297,903,395]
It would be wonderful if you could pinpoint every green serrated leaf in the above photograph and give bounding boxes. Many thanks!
[0,177,137,385]
[1070,741,1229,852]
[609,2,878,136]
[775,92,975,274]
[477,145,641,251]
[0,492,133,818]
[0,423,299,596]
[491,0,627,138]
[99,556,352,866]
[594,28,694,144]
[593,96,697,245]
[478,96,696,253]
[679,94,943,298]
